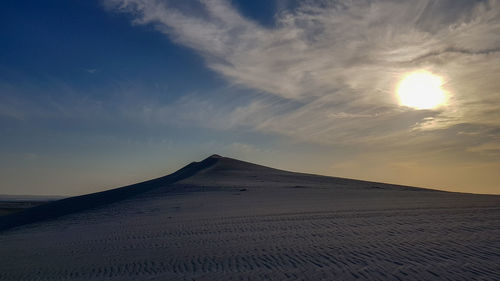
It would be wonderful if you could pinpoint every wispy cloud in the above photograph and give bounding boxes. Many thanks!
[84,68,98,74]
[103,0,500,154]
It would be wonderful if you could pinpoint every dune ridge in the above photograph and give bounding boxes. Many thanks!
[0,154,220,232]
[0,154,439,232]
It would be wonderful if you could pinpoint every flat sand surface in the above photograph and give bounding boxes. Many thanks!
[0,197,61,216]
[1,156,499,280]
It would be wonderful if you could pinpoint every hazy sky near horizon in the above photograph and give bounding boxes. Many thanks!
[1,0,500,195]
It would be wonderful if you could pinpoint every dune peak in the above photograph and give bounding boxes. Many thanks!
[208,154,223,159]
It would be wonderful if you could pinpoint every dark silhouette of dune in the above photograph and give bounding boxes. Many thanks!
[1,154,499,281]
[0,154,439,232]
[179,154,439,192]
[0,154,437,232]
[0,155,219,232]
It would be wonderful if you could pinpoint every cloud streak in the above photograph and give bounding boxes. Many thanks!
[103,0,500,155]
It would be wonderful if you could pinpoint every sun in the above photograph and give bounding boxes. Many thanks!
[397,71,446,109]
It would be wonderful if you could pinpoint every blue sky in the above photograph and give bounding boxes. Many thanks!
[1,0,500,195]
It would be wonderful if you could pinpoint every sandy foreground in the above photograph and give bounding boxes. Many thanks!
[0,155,499,280]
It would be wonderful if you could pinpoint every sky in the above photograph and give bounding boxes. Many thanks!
[1,0,500,196]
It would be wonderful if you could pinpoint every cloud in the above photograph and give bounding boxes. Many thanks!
[468,142,500,156]
[103,0,500,153]
[84,68,98,74]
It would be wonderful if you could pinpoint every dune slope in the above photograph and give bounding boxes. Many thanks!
[0,155,499,280]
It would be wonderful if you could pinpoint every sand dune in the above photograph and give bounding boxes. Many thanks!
[1,155,499,280]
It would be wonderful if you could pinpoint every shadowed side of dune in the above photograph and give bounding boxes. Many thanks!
[181,155,442,192]
[0,154,444,232]
[0,155,222,232]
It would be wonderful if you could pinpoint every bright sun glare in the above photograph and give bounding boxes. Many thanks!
[397,71,446,109]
